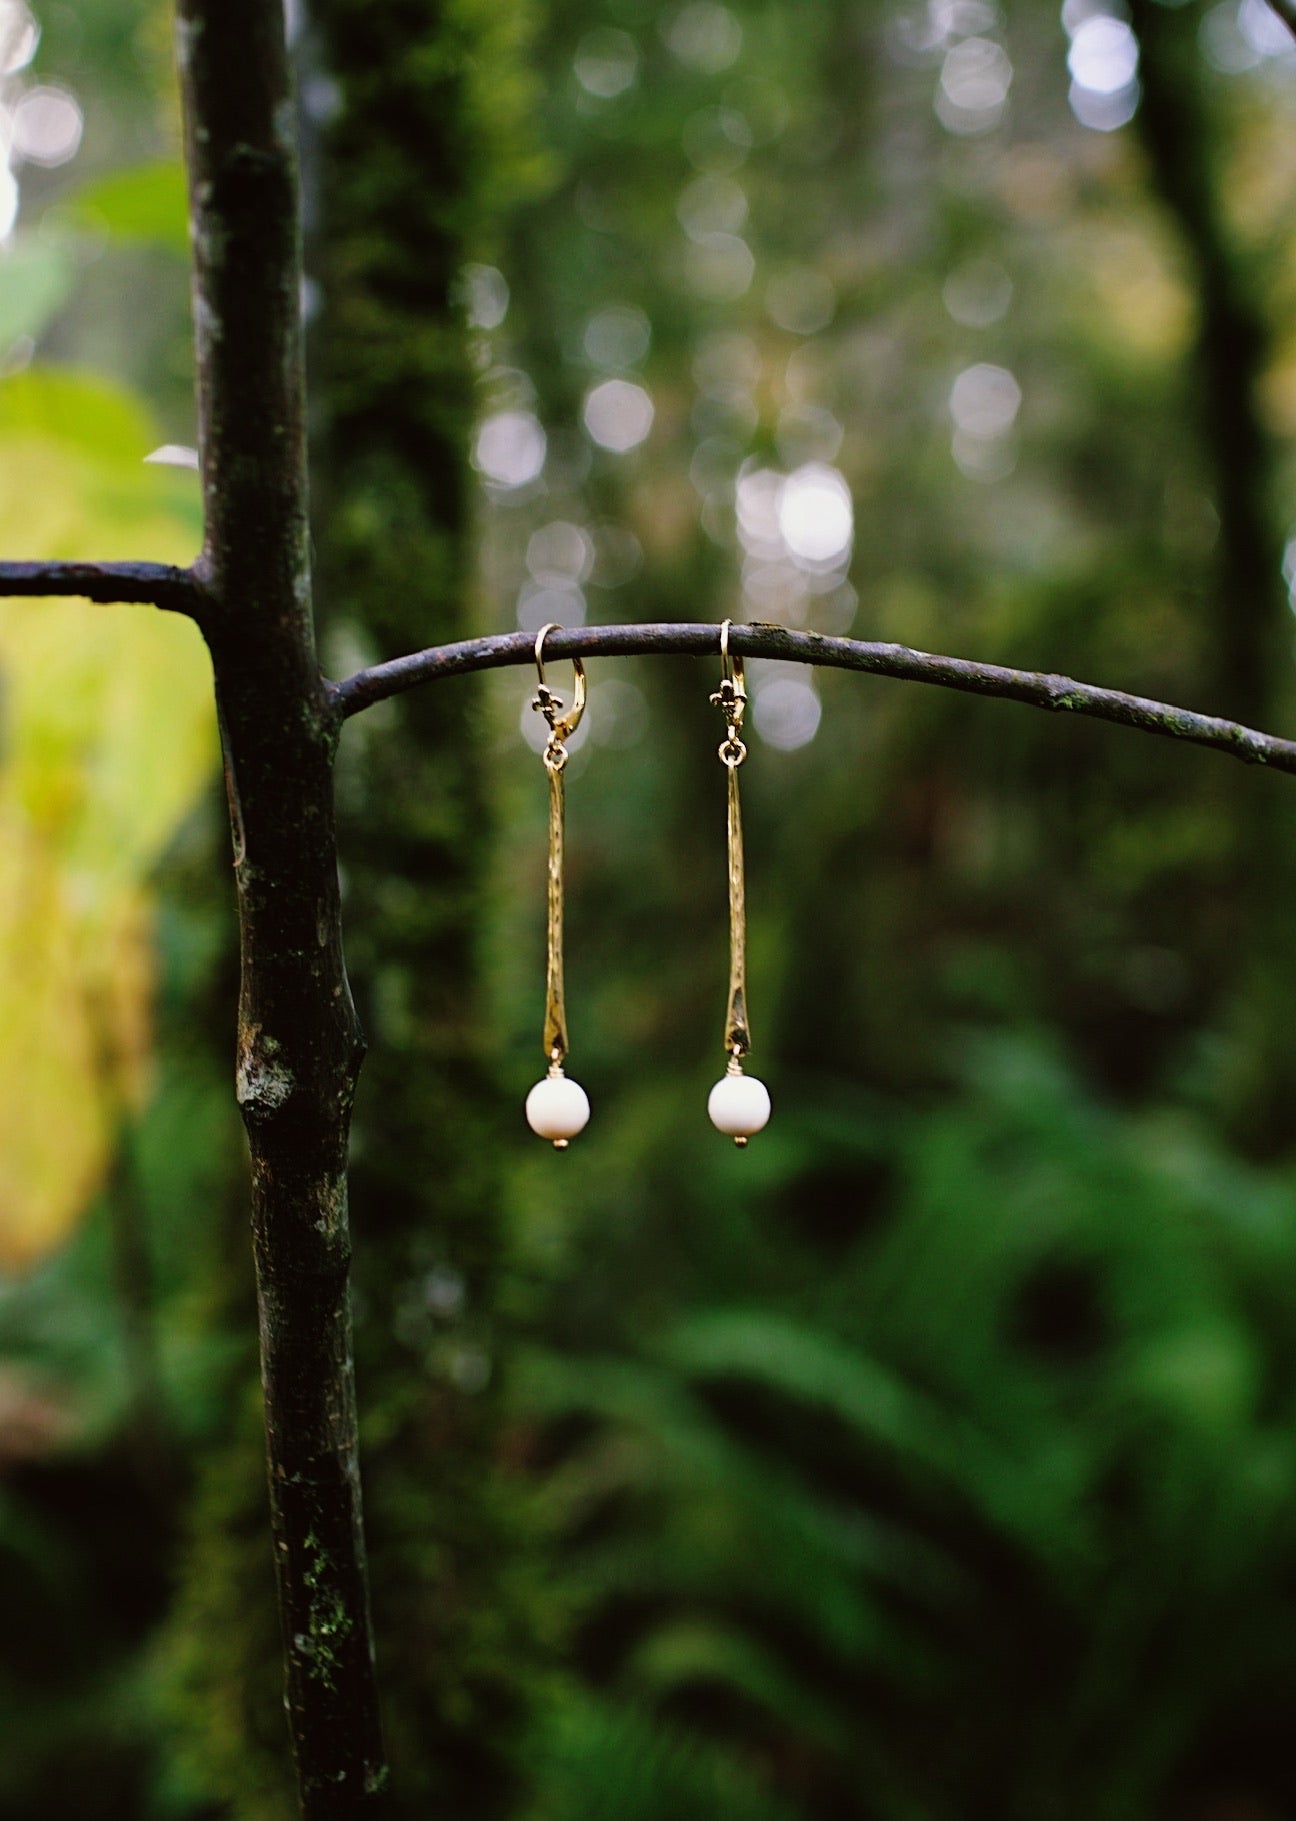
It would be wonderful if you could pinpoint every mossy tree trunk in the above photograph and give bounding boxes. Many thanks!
[306,1,546,1813]
[1130,0,1296,1150]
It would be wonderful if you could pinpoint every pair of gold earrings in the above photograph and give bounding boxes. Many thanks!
[523,620,772,1151]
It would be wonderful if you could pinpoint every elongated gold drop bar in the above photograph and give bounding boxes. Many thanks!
[724,758,749,1061]
[543,754,568,1068]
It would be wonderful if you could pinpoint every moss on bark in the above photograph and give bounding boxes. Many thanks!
[310,0,549,1813]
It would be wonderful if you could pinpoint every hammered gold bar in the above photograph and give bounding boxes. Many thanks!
[542,758,568,1064]
[725,759,750,1057]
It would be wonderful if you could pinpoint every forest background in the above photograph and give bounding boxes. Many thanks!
[3,0,1296,1815]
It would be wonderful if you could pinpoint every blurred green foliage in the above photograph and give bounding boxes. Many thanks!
[522,1037,1296,1817]
[3,0,1296,1817]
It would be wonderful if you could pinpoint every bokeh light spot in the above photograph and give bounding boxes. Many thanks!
[1199,0,1292,72]
[943,257,1013,327]
[776,404,844,467]
[0,161,17,238]
[667,2,743,72]
[949,363,1021,436]
[583,378,654,452]
[584,304,652,370]
[753,673,822,749]
[0,163,18,239]
[1067,15,1138,92]
[0,3,38,76]
[1068,79,1138,130]
[517,582,586,635]
[677,172,748,240]
[12,86,82,167]
[685,233,755,300]
[474,411,546,488]
[766,267,836,336]
[938,36,1012,132]
[951,427,1017,482]
[1238,0,1296,58]
[574,27,639,98]
[779,463,853,567]
[736,465,784,557]
[527,521,594,586]
[461,264,509,331]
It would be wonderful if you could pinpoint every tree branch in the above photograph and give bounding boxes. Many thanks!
[0,558,209,617]
[329,622,1296,778]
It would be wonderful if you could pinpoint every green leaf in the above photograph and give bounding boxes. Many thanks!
[529,1695,800,1821]
[0,363,160,460]
[0,240,76,350]
[61,162,189,257]
[661,1309,1089,1564]
[628,1621,853,1754]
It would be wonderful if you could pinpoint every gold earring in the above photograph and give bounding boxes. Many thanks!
[707,621,771,1146]
[525,623,591,1149]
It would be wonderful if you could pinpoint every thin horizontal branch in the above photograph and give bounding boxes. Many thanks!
[0,559,209,618]
[329,621,1296,778]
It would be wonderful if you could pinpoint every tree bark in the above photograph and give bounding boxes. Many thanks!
[0,558,203,611]
[330,621,1296,780]
[176,0,387,1808]
[1129,0,1285,733]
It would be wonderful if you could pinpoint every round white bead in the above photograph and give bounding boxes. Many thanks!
[707,1071,771,1139]
[525,1072,591,1144]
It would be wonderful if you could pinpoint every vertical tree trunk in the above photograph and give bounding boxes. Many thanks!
[306,3,546,1809]
[175,0,388,1807]
[1129,0,1296,1150]
[1129,0,1285,733]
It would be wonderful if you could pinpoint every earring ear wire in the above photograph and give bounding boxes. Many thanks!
[707,620,771,1147]
[524,623,591,1149]
[532,619,587,752]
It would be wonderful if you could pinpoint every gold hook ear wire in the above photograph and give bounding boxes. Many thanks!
[719,618,747,700]
[719,616,743,689]
[533,621,587,763]
[711,618,747,769]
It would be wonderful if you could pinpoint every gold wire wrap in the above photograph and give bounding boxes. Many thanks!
[543,756,568,1066]
[532,623,586,1071]
[711,621,750,1059]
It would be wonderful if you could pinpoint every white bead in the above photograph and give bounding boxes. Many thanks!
[707,1071,771,1140]
[525,1072,590,1145]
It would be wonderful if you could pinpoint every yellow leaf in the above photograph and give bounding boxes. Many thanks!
[0,366,215,1267]
[0,816,105,1267]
